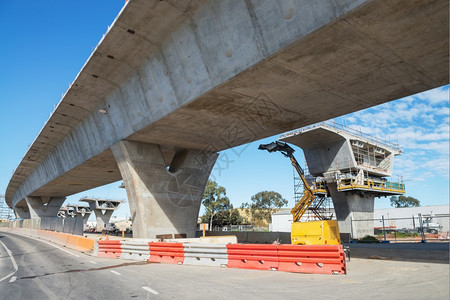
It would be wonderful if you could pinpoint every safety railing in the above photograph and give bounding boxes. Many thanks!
[337,177,405,194]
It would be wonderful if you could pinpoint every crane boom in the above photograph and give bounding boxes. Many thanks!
[258,141,315,222]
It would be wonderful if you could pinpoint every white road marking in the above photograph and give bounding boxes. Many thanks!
[0,240,18,282]
[25,235,80,257]
[110,270,121,275]
[142,286,159,295]
[9,276,17,283]
[89,261,97,264]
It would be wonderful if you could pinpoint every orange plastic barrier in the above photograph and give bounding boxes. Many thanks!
[98,240,122,258]
[277,244,346,274]
[36,230,94,252]
[148,242,184,264]
[226,244,279,270]
[66,235,94,252]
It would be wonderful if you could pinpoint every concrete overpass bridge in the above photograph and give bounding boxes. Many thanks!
[6,0,448,238]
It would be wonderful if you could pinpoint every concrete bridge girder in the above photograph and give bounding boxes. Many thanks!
[111,141,218,239]
[4,0,448,240]
[6,0,448,210]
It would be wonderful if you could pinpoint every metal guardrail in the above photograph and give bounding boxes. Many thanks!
[337,178,406,194]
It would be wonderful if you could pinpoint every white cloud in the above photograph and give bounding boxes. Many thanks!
[414,86,449,105]
[333,85,450,182]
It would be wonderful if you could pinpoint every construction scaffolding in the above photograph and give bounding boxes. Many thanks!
[293,162,334,221]
[0,194,14,221]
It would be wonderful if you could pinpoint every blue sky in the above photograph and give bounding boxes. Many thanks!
[1,2,448,220]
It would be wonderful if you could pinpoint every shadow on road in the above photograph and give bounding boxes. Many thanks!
[346,242,450,264]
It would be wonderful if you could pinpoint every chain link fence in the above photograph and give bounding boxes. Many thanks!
[351,214,450,242]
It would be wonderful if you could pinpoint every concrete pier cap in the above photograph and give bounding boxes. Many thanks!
[281,121,405,239]
[25,196,67,220]
[80,197,125,232]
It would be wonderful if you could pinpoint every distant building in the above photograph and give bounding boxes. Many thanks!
[271,207,337,232]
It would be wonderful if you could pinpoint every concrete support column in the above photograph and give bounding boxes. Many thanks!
[94,210,114,232]
[25,196,66,219]
[81,213,91,231]
[14,206,30,219]
[72,212,91,232]
[328,183,375,239]
[112,141,218,239]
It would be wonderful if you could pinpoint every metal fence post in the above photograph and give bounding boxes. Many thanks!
[382,215,386,241]
[418,213,425,243]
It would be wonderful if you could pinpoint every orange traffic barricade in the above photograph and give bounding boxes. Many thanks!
[277,244,346,274]
[226,244,278,271]
[98,240,122,258]
[148,242,184,264]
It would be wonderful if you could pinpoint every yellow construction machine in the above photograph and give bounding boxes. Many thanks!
[259,141,341,245]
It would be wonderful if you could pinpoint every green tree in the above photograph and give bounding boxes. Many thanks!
[204,208,243,228]
[390,195,420,208]
[242,191,288,224]
[201,180,242,229]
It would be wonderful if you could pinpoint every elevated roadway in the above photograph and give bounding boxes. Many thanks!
[6,0,449,237]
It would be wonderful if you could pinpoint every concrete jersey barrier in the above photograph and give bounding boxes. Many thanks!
[120,240,150,261]
[92,239,347,275]
[183,243,228,267]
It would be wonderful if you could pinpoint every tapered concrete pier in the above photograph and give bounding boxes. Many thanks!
[282,122,405,238]
[112,141,218,239]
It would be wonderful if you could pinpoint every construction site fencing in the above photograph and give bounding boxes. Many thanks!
[0,217,83,236]
[351,214,450,242]
[1,227,94,252]
[62,217,83,235]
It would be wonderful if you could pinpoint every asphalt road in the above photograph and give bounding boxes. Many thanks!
[0,231,448,299]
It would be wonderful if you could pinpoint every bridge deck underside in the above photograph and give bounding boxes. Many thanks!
[8,0,449,208]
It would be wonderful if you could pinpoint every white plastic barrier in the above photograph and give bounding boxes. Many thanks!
[120,240,150,261]
[183,243,228,267]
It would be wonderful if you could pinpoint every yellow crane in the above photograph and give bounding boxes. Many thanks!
[259,141,341,245]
